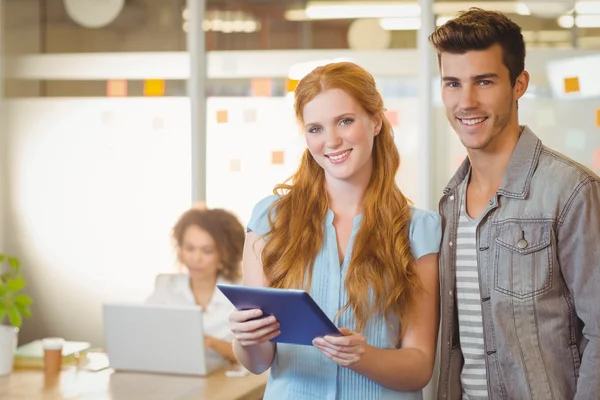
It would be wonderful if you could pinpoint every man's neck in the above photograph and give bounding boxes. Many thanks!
[468,125,522,194]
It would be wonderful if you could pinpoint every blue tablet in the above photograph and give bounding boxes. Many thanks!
[216,284,341,346]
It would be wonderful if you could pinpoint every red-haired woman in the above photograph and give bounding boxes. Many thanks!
[229,62,441,399]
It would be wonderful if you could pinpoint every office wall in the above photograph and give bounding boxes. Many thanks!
[2,0,41,248]
[6,98,192,344]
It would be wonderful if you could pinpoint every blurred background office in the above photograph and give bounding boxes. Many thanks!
[1,0,599,397]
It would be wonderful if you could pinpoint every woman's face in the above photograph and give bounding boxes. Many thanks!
[178,225,221,280]
[302,88,380,186]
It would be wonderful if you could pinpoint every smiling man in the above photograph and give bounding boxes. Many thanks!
[429,8,600,400]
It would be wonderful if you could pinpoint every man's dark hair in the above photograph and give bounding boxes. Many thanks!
[429,8,526,86]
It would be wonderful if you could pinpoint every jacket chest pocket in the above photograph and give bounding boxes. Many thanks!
[493,221,554,299]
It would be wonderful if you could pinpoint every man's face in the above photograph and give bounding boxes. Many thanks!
[440,44,528,152]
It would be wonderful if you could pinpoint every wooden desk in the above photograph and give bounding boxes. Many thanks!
[0,367,268,400]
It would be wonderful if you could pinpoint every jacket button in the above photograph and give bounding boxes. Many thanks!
[449,242,453,247]
[449,195,455,201]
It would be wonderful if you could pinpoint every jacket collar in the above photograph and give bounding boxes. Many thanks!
[442,125,542,199]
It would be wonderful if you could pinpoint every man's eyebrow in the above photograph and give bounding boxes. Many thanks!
[442,73,499,82]
[473,73,499,80]
[442,76,458,82]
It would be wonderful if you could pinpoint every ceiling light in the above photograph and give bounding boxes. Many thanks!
[520,0,574,18]
[558,14,600,27]
[575,1,600,14]
[558,16,575,28]
[379,16,455,30]
[433,1,527,15]
[289,1,596,23]
[305,2,420,19]
[516,3,531,15]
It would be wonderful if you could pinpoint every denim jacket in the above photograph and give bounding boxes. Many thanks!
[437,126,600,400]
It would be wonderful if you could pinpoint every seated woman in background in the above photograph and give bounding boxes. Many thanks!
[146,207,245,365]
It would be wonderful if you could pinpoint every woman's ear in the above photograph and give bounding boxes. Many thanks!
[373,115,383,136]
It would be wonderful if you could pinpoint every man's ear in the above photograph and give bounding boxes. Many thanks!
[514,70,530,101]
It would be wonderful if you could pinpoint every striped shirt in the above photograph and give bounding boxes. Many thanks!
[457,181,489,399]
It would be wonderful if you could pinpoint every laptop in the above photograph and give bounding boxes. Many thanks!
[102,303,225,376]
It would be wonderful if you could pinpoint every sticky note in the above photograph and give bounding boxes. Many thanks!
[596,109,600,127]
[243,109,257,123]
[563,77,580,93]
[271,151,285,165]
[251,78,272,97]
[594,149,600,170]
[144,79,165,96]
[107,80,127,97]
[286,79,299,93]
[385,110,399,126]
[565,130,586,150]
[230,159,241,172]
[216,110,228,124]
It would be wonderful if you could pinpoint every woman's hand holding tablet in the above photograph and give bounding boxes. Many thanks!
[229,308,281,346]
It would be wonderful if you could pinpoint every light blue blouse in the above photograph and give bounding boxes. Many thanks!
[248,195,442,400]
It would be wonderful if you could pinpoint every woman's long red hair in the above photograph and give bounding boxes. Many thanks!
[260,62,419,339]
